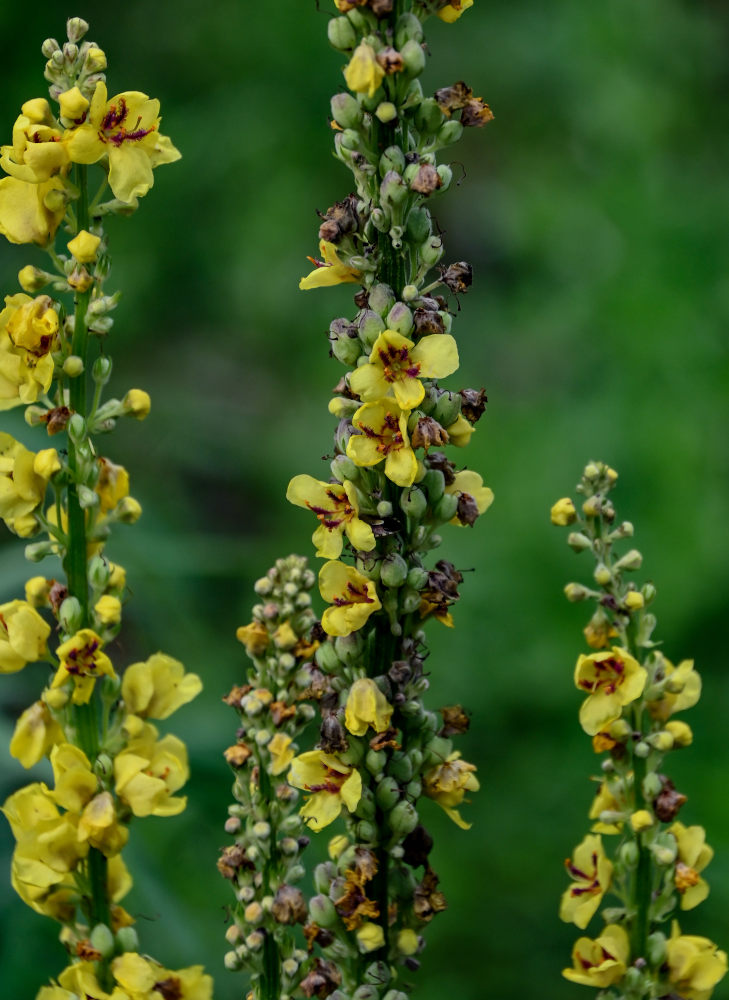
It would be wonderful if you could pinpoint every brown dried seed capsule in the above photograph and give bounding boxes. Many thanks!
[653,777,688,822]
[222,683,253,707]
[270,700,296,726]
[461,97,495,127]
[299,958,342,999]
[370,0,394,14]
[411,416,449,452]
[303,922,335,951]
[272,884,308,925]
[440,704,470,736]
[456,491,480,526]
[412,306,446,338]
[434,81,473,114]
[224,743,253,767]
[377,46,404,74]
[440,261,473,293]
[48,580,69,614]
[217,844,254,880]
[319,714,349,753]
[369,726,401,751]
[43,405,71,435]
[402,825,434,868]
[459,387,488,423]
[426,451,457,485]
[410,163,442,195]
[413,866,448,922]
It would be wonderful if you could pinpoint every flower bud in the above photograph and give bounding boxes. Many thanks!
[66,17,89,42]
[356,820,377,841]
[395,12,423,47]
[89,923,114,958]
[566,531,591,552]
[415,98,444,134]
[433,493,458,523]
[59,596,82,634]
[63,355,84,377]
[328,16,357,50]
[400,38,426,76]
[564,582,589,602]
[666,720,693,747]
[400,486,427,519]
[84,47,107,73]
[42,38,60,58]
[400,587,422,614]
[115,927,139,953]
[642,773,663,800]
[646,931,667,967]
[115,497,142,523]
[646,730,673,752]
[90,356,112,385]
[388,799,419,836]
[335,630,365,666]
[67,412,87,443]
[624,591,644,611]
[353,987,378,1000]
[333,331,363,366]
[593,563,611,586]
[615,548,643,572]
[380,553,408,588]
[25,540,53,561]
[358,309,386,348]
[331,454,360,483]
[619,841,639,868]
[634,740,651,758]
[313,862,336,895]
[436,164,453,192]
[375,101,398,123]
[431,390,461,427]
[380,145,406,176]
[386,302,413,336]
[387,752,413,783]
[550,497,576,526]
[18,265,49,293]
[368,283,395,316]
[376,777,400,811]
[331,92,362,129]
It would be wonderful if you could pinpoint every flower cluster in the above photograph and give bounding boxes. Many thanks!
[0,18,211,999]
[553,462,727,999]
[219,555,319,996]
[222,3,491,998]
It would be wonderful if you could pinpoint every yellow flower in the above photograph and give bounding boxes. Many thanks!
[237,620,270,656]
[95,456,130,513]
[286,474,376,558]
[114,720,189,817]
[67,229,101,263]
[647,655,701,721]
[444,469,494,525]
[66,82,181,203]
[0,293,59,410]
[0,599,50,673]
[669,823,713,911]
[666,922,727,1000]
[356,922,385,953]
[423,751,478,829]
[52,629,115,705]
[343,43,385,99]
[0,176,66,245]
[121,652,202,720]
[0,432,59,534]
[444,413,474,447]
[58,87,89,122]
[667,719,693,747]
[0,104,69,183]
[299,240,362,290]
[94,594,121,626]
[349,330,459,411]
[110,953,213,1000]
[437,0,474,21]
[550,497,576,526]
[288,749,362,831]
[268,732,295,776]
[24,575,51,607]
[574,647,647,736]
[560,834,613,929]
[562,924,629,988]
[122,388,151,419]
[345,678,394,736]
[10,700,63,768]
[78,791,129,856]
[347,398,418,487]
[319,560,381,637]
[629,809,654,832]
[588,779,623,835]
[397,929,419,956]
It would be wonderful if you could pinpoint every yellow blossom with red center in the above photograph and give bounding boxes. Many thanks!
[666,922,727,1000]
[347,398,418,487]
[423,751,479,829]
[0,100,69,183]
[114,718,189,817]
[286,474,375,558]
[444,469,494,525]
[562,924,629,988]
[0,432,60,536]
[560,834,613,929]
[319,560,381,637]
[66,82,180,203]
[437,0,474,22]
[574,646,647,736]
[288,749,362,831]
[349,329,459,411]
[51,629,115,705]
[299,240,362,290]
[669,823,713,910]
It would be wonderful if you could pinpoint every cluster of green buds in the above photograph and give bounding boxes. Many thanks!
[221,2,491,998]
[0,18,212,999]
[219,555,320,998]
[551,462,727,1000]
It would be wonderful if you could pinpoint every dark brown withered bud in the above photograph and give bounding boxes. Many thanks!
[303,922,335,952]
[332,375,358,400]
[412,306,446,338]
[222,683,252,707]
[371,514,401,538]
[300,958,342,999]
[334,873,380,930]
[377,46,404,74]
[318,194,359,244]
[434,81,473,114]
[410,163,442,196]
[428,560,463,599]
[369,726,401,751]
[440,704,470,737]
[43,405,71,435]
[48,580,68,615]
[460,388,488,424]
[405,958,421,972]
[319,714,349,754]
[298,835,311,849]
[389,660,413,686]
[276,782,297,802]
[329,316,358,342]
[440,261,472,294]
[426,451,456,485]
[153,978,183,1000]
[654,777,688,822]
[75,940,102,961]
[405,151,420,166]
[353,847,379,883]
[354,289,369,309]
[217,844,254,880]
[414,866,448,922]
[370,0,394,14]
[297,664,331,701]
[311,621,327,643]
[411,416,449,452]
[402,825,434,868]
[272,884,308,925]
[223,742,252,768]
[456,491,480,527]
[461,97,495,128]
[270,700,296,726]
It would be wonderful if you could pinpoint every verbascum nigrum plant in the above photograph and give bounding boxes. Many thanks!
[219,2,493,999]
[0,17,213,999]
[552,462,727,1000]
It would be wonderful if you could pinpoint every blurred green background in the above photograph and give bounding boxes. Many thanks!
[1,0,728,996]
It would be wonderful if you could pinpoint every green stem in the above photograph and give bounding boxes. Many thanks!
[256,754,281,1000]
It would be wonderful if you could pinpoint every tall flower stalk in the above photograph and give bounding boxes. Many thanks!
[552,462,727,1000]
[0,18,212,999]
[220,2,493,998]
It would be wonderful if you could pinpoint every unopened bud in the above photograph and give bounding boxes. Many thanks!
[567,531,591,551]
[328,16,357,50]
[66,17,89,42]
[67,412,87,442]
[89,923,114,958]
[115,497,142,523]
[331,92,362,129]
[564,582,589,602]
[593,564,611,586]
[386,301,413,336]
[63,355,84,377]
[59,596,82,634]
[388,799,418,836]
[615,549,643,572]
[619,841,639,868]
[115,927,139,953]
